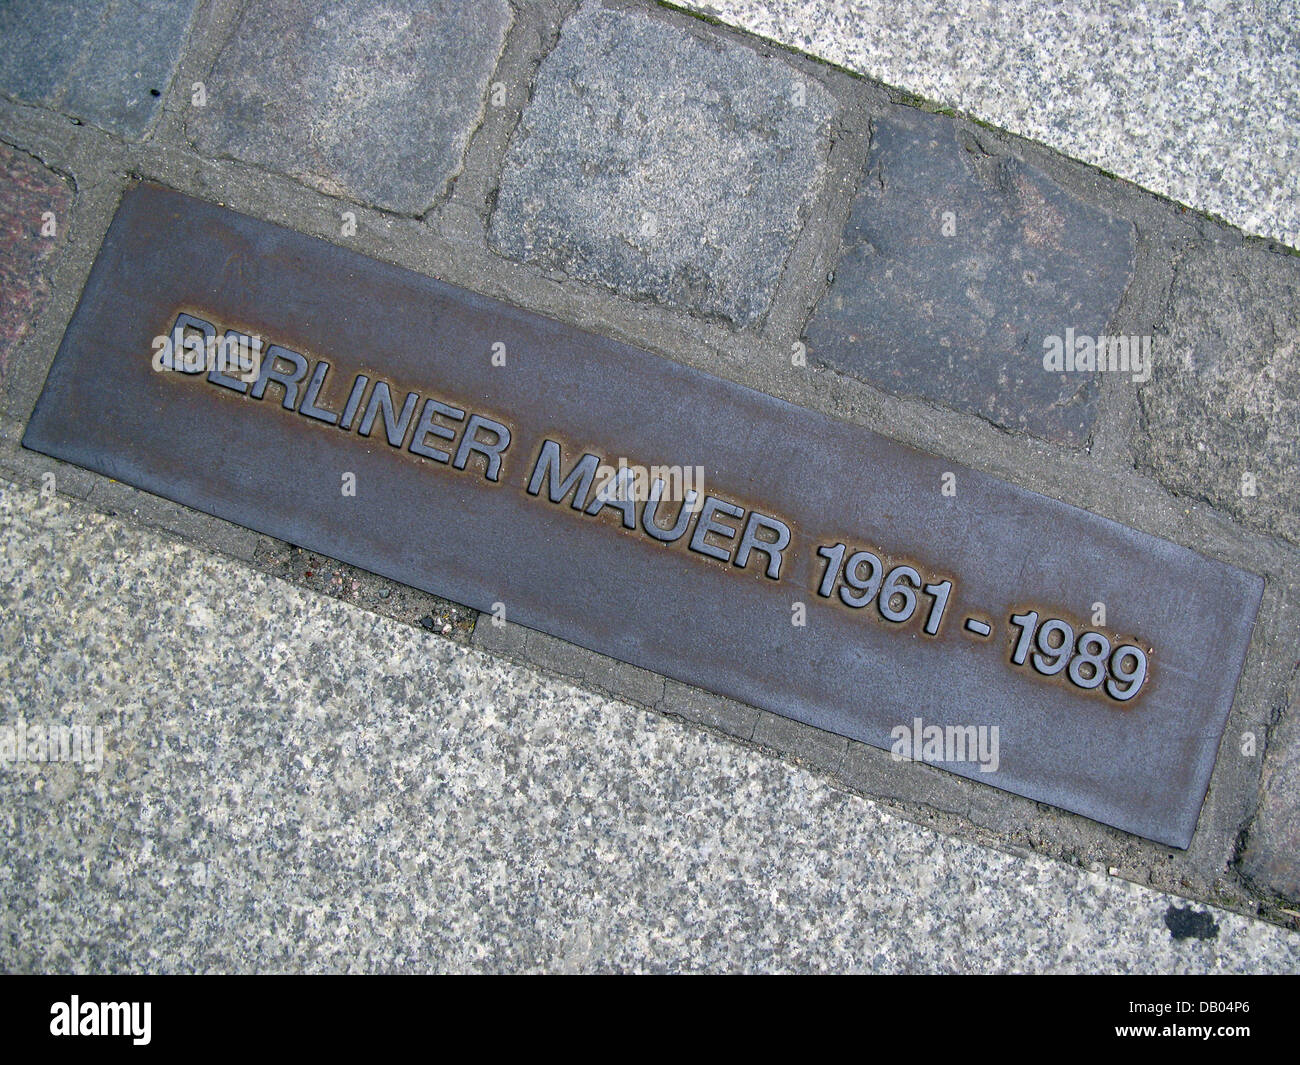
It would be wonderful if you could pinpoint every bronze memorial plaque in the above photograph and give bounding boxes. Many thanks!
[22,184,1264,847]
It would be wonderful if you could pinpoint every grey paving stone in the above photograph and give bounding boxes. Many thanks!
[660,680,759,742]
[838,741,970,817]
[804,107,1135,444]
[753,712,847,772]
[4,476,1299,972]
[1135,238,1300,545]
[0,142,72,386]
[1241,669,1300,904]
[0,0,198,139]
[471,616,530,659]
[488,2,836,326]
[680,1,1300,249]
[0,445,96,502]
[190,0,511,213]
[525,628,608,685]
[583,656,666,709]
[521,627,663,707]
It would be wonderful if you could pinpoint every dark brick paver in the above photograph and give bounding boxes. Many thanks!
[0,142,71,384]
[805,107,1135,444]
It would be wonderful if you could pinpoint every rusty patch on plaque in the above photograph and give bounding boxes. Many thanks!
[22,184,1263,847]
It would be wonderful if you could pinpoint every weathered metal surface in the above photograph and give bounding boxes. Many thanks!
[23,184,1263,847]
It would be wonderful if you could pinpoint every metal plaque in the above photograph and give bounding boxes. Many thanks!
[22,184,1263,847]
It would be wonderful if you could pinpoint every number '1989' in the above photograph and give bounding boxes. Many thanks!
[1009,611,1148,702]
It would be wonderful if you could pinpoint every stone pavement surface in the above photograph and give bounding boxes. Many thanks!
[488,3,836,325]
[1242,670,1300,902]
[0,142,70,383]
[682,0,1300,250]
[2,479,1297,973]
[1136,236,1300,545]
[191,0,512,213]
[0,0,1299,970]
[0,0,200,140]
[803,106,1135,443]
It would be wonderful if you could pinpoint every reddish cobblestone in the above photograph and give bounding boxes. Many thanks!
[0,144,72,384]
